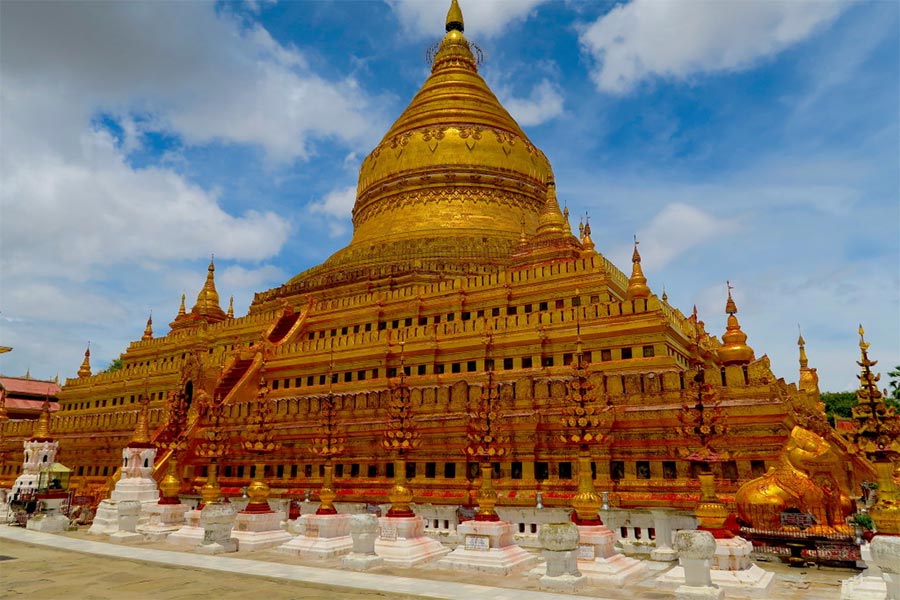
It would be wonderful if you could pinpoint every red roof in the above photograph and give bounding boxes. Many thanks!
[5,398,59,412]
[0,377,61,398]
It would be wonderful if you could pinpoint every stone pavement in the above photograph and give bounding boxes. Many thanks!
[0,526,849,599]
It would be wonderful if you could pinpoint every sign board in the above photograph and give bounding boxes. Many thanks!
[380,524,397,541]
[577,544,596,560]
[464,534,490,551]
[779,512,817,530]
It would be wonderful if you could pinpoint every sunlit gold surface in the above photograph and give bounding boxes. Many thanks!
[77,345,91,379]
[718,284,754,366]
[200,462,220,506]
[388,458,415,518]
[475,462,499,521]
[869,460,900,535]
[571,451,602,525]
[695,472,729,531]
[31,400,52,441]
[317,463,337,515]
[294,0,553,285]
[130,395,151,445]
[159,460,180,502]
[735,425,853,531]
[625,241,650,300]
[245,462,271,510]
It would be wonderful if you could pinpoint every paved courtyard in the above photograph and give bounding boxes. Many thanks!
[0,526,852,599]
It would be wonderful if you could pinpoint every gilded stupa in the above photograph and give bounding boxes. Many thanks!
[0,1,876,513]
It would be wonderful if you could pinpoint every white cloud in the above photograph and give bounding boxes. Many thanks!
[387,0,547,39]
[607,202,739,271]
[498,79,565,127]
[1,2,379,163]
[580,0,845,94]
[219,265,287,290]
[308,185,357,238]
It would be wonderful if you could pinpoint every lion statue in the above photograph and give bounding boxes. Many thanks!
[735,425,853,534]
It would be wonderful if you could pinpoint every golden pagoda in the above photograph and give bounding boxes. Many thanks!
[0,1,876,515]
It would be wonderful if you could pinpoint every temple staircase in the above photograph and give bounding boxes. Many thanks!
[151,351,264,483]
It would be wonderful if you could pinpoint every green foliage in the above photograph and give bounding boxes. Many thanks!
[99,357,123,374]
[889,365,900,401]
[820,391,857,420]
[853,513,874,530]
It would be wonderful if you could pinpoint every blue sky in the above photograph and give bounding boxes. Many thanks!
[1,0,897,392]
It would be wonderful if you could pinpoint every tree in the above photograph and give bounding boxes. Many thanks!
[820,391,857,420]
[99,357,123,374]
[889,366,900,401]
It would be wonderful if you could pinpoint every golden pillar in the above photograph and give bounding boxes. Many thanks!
[475,462,499,521]
[387,457,415,517]
[695,471,730,535]
[159,460,181,504]
[317,462,338,515]
[571,448,602,525]
[244,462,272,512]
[200,461,221,506]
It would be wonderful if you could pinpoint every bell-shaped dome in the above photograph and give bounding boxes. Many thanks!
[296,1,554,284]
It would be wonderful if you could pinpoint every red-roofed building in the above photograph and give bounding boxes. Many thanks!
[0,376,60,420]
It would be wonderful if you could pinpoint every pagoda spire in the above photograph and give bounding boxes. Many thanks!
[797,327,820,395]
[191,256,225,318]
[536,180,569,236]
[718,282,754,366]
[625,236,650,300]
[130,394,151,446]
[177,294,186,317]
[227,296,234,319]
[446,0,464,32]
[142,311,153,341]
[581,214,595,252]
[31,398,52,441]
[77,344,92,378]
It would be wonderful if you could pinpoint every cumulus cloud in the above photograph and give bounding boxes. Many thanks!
[499,79,565,127]
[580,0,845,94]
[387,0,547,38]
[607,203,739,271]
[308,185,357,238]
[0,1,379,379]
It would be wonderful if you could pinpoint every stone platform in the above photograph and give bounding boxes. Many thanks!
[374,515,450,568]
[230,509,291,552]
[279,513,352,559]
[436,519,537,575]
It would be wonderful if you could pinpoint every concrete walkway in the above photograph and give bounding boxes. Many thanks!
[0,526,849,599]
[0,526,617,600]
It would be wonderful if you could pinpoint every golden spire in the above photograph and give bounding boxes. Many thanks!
[719,281,754,365]
[661,286,668,303]
[142,311,153,341]
[536,180,569,236]
[446,0,464,32]
[77,344,92,378]
[192,256,225,318]
[625,236,650,300]
[31,398,52,441]
[131,394,151,446]
[797,327,820,395]
[24,368,31,379]
[581,214,595,252]
[177,294,186,317]
[227,296,234,319]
